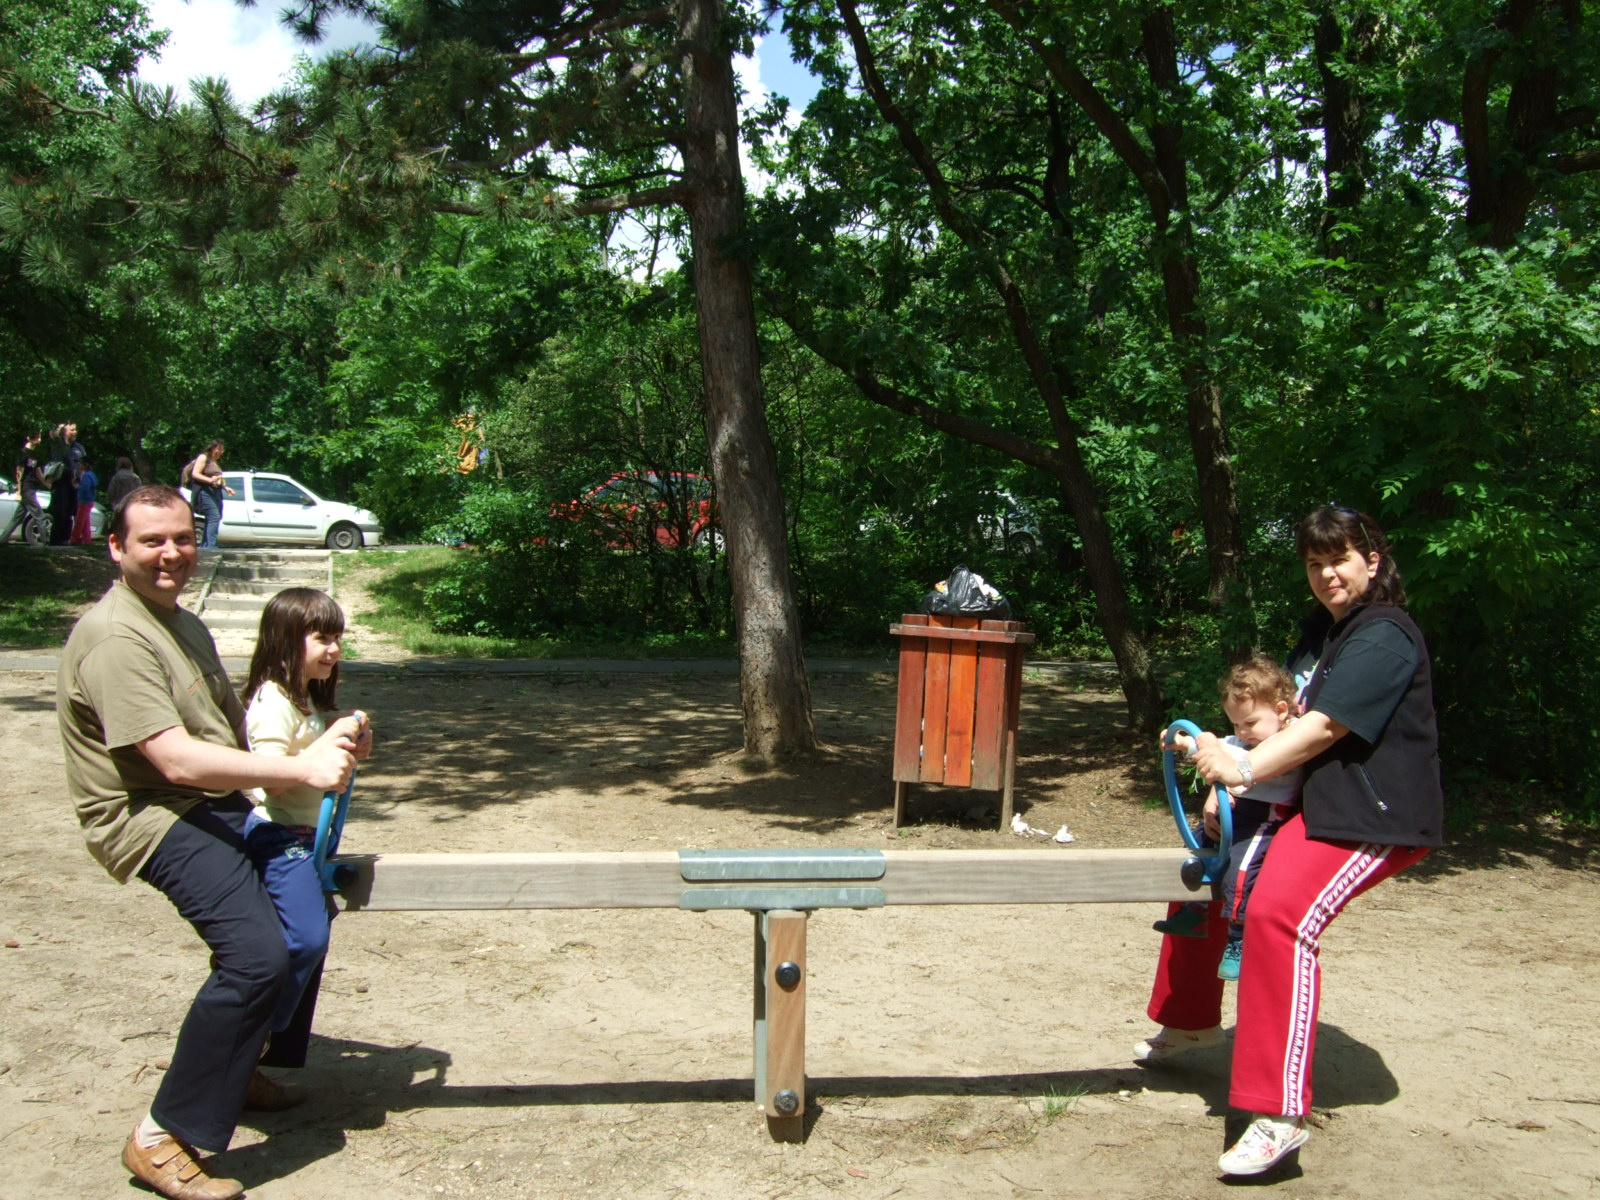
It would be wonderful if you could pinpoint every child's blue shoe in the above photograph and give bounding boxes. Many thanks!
[1153,904,1210,938]
[1218,938,1243,981]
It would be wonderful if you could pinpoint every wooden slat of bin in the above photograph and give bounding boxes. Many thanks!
[942,616,981,787]
[969,621,1013,790]
[920,632,952,783]
[892,614,929,782]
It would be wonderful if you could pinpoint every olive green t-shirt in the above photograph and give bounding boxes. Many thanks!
[57,581,247,883]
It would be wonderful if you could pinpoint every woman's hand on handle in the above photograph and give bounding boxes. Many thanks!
[1192,713,1351,790]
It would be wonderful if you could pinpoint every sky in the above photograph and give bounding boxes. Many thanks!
[134,1,820,272]
[135,0,820,114]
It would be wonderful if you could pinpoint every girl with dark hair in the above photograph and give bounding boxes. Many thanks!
[1135,506,1442,1177]
[240,588,373,1104]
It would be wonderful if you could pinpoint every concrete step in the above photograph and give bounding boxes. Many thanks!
[210,564,327,582]
[205,577,320,596]
[208,577,325,595]
[201,594,277,611]
[202,548,331,561]
[201,611,267,630]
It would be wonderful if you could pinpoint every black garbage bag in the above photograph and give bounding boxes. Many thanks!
[919,565,1011,619]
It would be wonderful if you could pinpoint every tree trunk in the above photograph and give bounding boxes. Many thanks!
[1140,8,1247,632]
[1313,5,1379,250]
[1459,0,1597,248]
[679,0,816,759]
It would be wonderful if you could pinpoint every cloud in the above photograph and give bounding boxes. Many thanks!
[138,0,304,104]
[137,0,375,105]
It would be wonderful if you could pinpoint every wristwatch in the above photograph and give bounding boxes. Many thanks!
[1236,755,1254,789]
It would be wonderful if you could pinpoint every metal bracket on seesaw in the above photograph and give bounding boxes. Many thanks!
[678,848,888,1140]
[1162,719,1234,893]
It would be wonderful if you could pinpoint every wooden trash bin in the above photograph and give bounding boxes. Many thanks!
[888,613,1035,830]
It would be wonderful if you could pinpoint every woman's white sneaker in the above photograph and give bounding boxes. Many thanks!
[1131,1024,1225,1062]
[1217,1114,1308,1175]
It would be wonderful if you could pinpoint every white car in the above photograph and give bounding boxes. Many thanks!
[185,471,382,550]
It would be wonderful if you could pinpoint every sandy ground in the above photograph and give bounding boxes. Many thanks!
[3,656,1599,1200]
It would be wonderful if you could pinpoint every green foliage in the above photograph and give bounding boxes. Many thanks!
[418,482,731,643]
[6,0,1600,820]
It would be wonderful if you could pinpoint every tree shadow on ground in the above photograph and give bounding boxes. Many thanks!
[338,672,1143,836]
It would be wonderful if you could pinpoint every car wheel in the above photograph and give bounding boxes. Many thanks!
[1009,531,1040,557]
[22,512,50,547]
[326,523,362,551]
[693,525,726,555]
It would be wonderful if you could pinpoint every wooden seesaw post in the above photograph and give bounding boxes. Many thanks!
[329,846,1200,1142]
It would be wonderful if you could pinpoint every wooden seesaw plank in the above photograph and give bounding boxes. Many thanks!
[332,848,1201,912]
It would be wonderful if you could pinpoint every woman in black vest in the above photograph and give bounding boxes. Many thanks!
[1138,507,1442,1176]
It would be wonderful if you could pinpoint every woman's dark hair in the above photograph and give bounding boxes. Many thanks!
[1295,506,1407,608]
[201,440,225,459]
[244,587,345,714]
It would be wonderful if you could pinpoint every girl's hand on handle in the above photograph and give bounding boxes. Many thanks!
[318,712,370,760]
[348,709,374,761]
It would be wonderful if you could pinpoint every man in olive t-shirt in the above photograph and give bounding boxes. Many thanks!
[57,486,354,1200]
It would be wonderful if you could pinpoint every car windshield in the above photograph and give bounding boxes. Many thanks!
[651,473,711,500]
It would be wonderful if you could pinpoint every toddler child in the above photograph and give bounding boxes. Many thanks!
[1159,657,1303,981]
[70,457,99,544]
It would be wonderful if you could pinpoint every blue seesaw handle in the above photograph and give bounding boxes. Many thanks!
[1162,720,1233,885]
[312,770,356,894]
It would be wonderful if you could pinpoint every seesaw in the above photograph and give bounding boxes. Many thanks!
[309,729,1228,1142]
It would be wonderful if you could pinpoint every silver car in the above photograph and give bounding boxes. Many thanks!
[0,491,108,545]
[184,471,382,550]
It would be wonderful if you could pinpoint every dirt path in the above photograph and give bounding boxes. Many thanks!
[2,667,1597,1200]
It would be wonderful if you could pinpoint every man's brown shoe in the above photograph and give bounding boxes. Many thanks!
[121,1131,244,1200]
[243,1069,307,1112]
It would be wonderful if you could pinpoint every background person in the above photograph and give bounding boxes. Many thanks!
[48,421,86,545]
[1135,506,1442,1177]
[2,431,47,544]
[57,485,356,1200]
[184,440,232,549]
[106,456,142,510]
[70,455,99,544]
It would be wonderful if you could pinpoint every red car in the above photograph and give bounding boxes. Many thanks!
[550,471,721,550]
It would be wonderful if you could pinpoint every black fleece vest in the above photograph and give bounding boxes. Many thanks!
[1299,604,1444,847]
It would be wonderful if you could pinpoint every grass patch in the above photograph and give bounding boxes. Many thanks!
[0,547,117,648]
[1037,1082,1088,1123]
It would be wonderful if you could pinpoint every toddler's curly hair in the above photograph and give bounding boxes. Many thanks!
[1220,656,1296,710]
